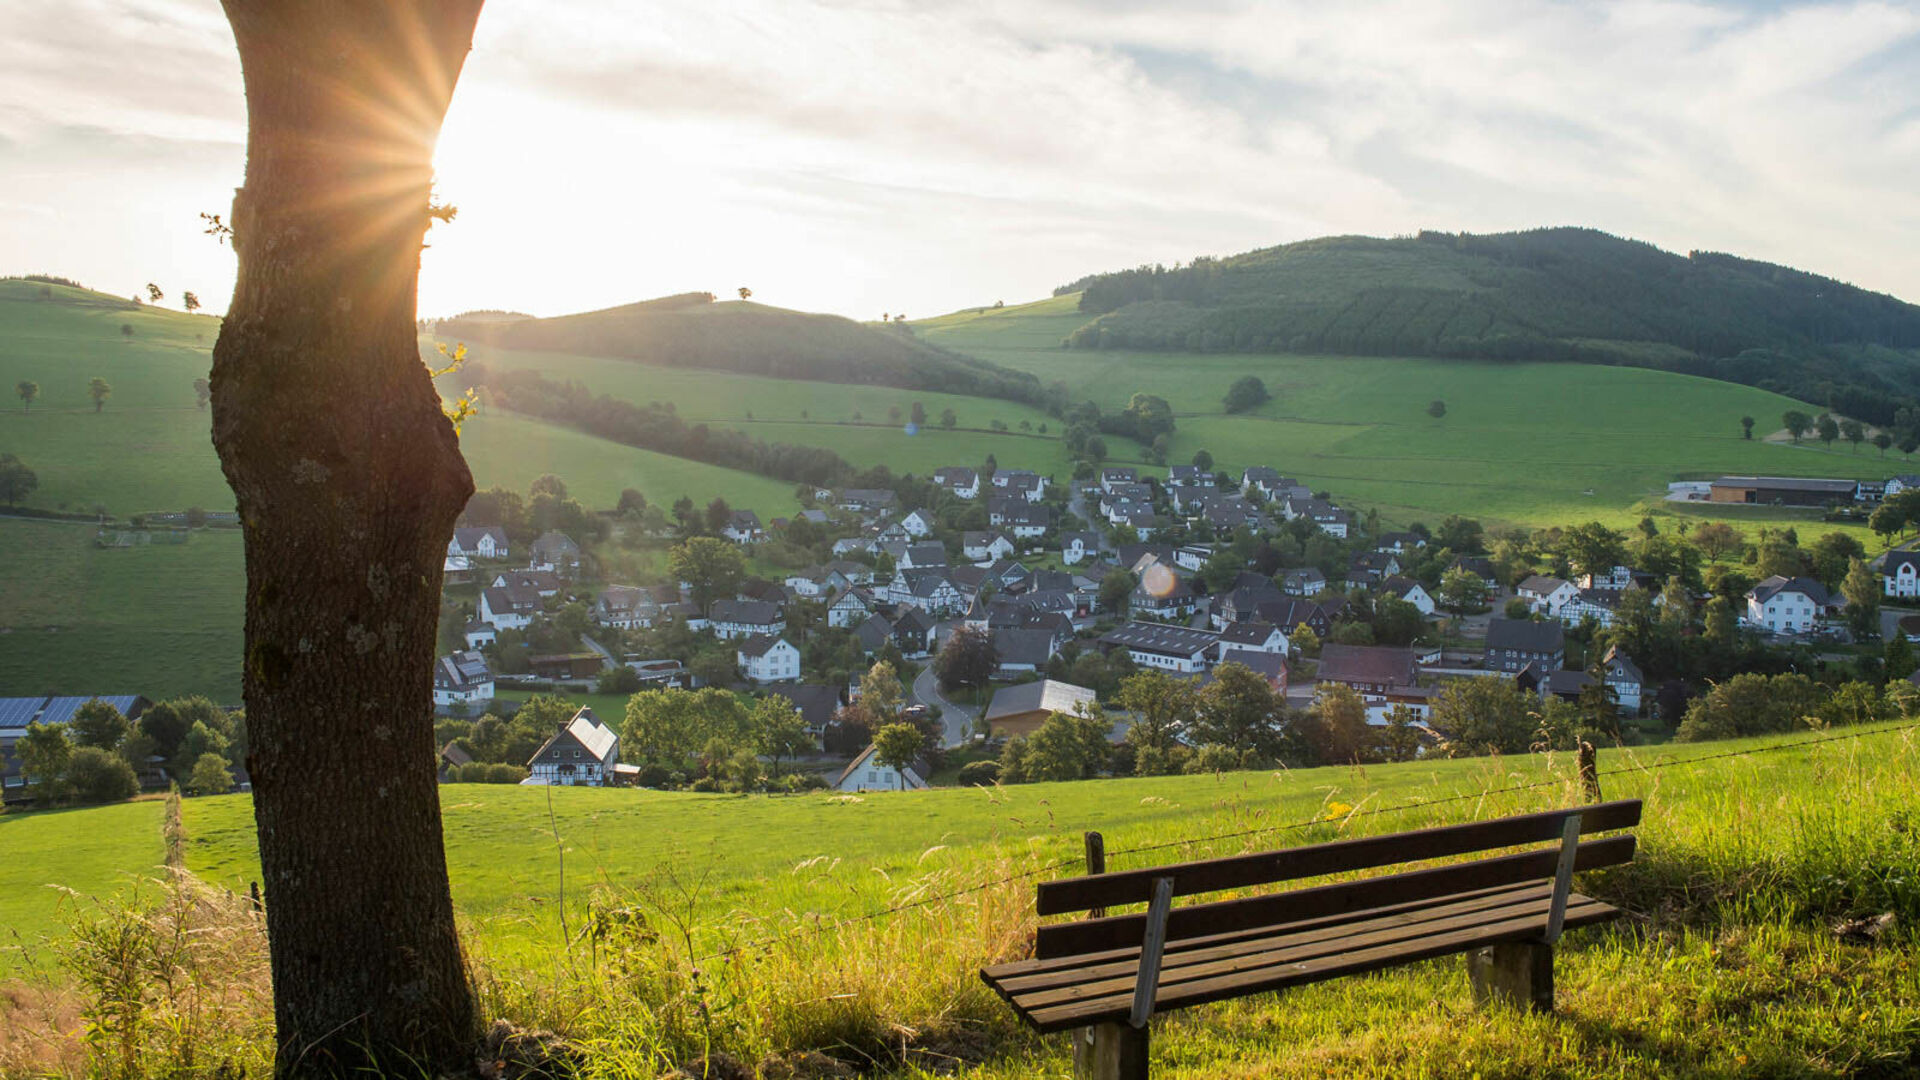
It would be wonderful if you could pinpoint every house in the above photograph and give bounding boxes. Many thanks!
[1100,622,1220,673]
[1167,465,1214,488]
[983,679,1098,739]
[763,683,841,742]
[1375,532,1426,555]
[827,586,876,628]
[528,653,605,680]
[525,708,620,787]
[1217,621,1287,661]
[1379,576,1435,616]
[432,651,494,712]
[528,531,582,575]
[993,468,1047,498]
[893,509,934,538]
[964,531,1017,563]
[1174,544,1214,572]
[1601,646,1644,712]
[709,599,786,640]
[832,536,877,557]
[463,619,497,649]
[1317,645,1418,694]
[783,569,832,599]
[1539,669,1596,705]
[1484,618,1567,673]
[1284,497,1350,537]
[999,503,1053,538]
[832,744,929,792]
[1281,568,1328,597]
[854,613,895,655]
[1576,565,1634,591]
[439,740,473,780]
[1060,532,1101,566]
[1516,575,1579,616]
[836,488,899,514]
[737,635,801,683]
[1347,551,1401,587]
[1746,575,1831,634]
[934,466,980,499]
[1885,551,1920,599]
[491,569,564,599]
[722,510,765,545]
[1450,556,1499,591]
[594,585,659,630]
[442,553,474,585]
[900,541,949,569]
[893,569,964,615]
[1131,571,1199,618]
[1558,589,1620,629]
[1204,652,1289,693]
[891,608,937,656]
[449,526,510,560]
[1099,467,1139,493]
[627,659,695,690]
[994,627,1065,677]
[1886,475,1920,499]
[478,585,540,631]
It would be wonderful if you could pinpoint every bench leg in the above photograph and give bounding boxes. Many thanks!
[1467,942,1554,1013]
[1073,1021,1150,1080]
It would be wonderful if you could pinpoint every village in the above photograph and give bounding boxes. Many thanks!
[12,460,1920,804]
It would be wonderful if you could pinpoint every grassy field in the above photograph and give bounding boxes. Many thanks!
[917,295,1905,534]
[0,518,244,702]
[3,723,1918,1077]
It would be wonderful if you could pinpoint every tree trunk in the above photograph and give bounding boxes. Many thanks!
[211,2,483,1074]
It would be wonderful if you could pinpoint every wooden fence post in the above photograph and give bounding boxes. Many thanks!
[249,881,263,914]
[1083,831,1107,916]
[1578,742,1601,803]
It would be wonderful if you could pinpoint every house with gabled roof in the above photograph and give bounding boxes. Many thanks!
[492,569,564,598]
[449,526,510,561]
[1100,622,1219,673]
[763,683,840,742]
[1885,550,1920,599]
[1281,567,1327,597]
[964,531,1016,563]
[994,627,1066,677]
[479,584,541,630]
[737,634,800,683]
[900,541,949,569]
[1217,621,1287,661]
[526,708,620,787]
[1516,575,1578,616]
[1060,531,1101,566]
[1601,645,1644,712]
[832,744,930,792]
[933,466,980,499]
[594,584,658,630]
[1484,618,1566,673]
[1746,575,1831,634]
[827,586,876,628]
[993,469,1046,501]
[1379,576,1435,616]
[1318,644,1418,694]
[529,531,582,575]
[709,599,785,640]
[892,607,937,655]
[984,679,1098,739]
[432,651,494,713]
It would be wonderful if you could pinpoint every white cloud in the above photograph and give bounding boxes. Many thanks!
[4,0,1919,319]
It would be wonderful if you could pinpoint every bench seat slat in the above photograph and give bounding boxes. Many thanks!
[1036,800,1643,916]
[1015,896,1621,1032]
[1036,835,1635,959]
[990,881,1555,996]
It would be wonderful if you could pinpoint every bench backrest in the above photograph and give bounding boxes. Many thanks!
[1034,800,1640,960]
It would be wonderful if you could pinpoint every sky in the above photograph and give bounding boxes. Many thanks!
[4,0,1920,321]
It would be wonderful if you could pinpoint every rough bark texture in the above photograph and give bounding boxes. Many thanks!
[211,2,483,1074]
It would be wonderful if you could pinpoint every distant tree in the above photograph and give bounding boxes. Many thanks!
[704,496,733,535]
[189,751,235,796]
[737,286,752,301]
[0,453,38,507]
[617,488,648,515]
[1903,434,1920,459]
[1841,418,1866,452]
[70,698,131,750]
[528,473,568,500]
[15,380,37,412]
[910,402,927,426]
[1190,662,1280,760]
[1429,677,1534,756]
[183,291,201,314]
[1116,670,1195,762]
[1222,375,1270,414]
[1691,521,1743,562]
[872,723,924,790]
[1437,515,1485,554]
[18,721,72,801]
[1886,633,1917,683]
[750,695,813,775]
[1191,449,1214,472]
[1740,415,1755,439]
[1843,556,1881,638]
[1019,709,1112,781]
[1782,410,1812,442]
[1083,436,1108,463]
[1557,521,1625,577]
[1502,596,1532,621]
[888,405,903,425]
[1427,400,1446,419]
[1438,567,1486,613]
[120,323,133,338]
[1875,432,1894,456]
[934,625,996,691]
[668,536,746,611]
[595,666,642,694]
[193,377,211,408]
[939,407,958,429]
[1816,414,1839,447]
[87,376,112,412]
[861,660,905,722]
[1098,569,1134,615]
[69,746,139,804]
[146,283,163,304]
[1703,595,1737,644]
[1309,682,1375,764]
[1019,420,1031,431]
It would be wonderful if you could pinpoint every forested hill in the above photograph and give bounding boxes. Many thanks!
[439,292,1050,407]
[1053,228,1920,424]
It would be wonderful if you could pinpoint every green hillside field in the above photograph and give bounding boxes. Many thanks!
[3,723,1917,1076]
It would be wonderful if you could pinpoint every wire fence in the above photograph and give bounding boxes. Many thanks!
[691,718,1920,963]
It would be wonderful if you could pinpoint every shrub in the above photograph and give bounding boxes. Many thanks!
[187,752,232,796]
[68,747,139,804]
[957,760,1000,786]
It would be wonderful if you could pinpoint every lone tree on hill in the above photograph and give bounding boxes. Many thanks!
[1192,448,1214,472]
[87,377,111,412]
[205,1,486,1073]
[1783,409,1811,442]
[1875,432,1894,456]
[1222,375,1270,413]
[1427,399,1446,419]
[737,286,751,300]
[183,290,201,314]
[0,454,38,507]
[1741,415,1755,439]
[1817,414,1840,447]
[16,380,36,412]
[939,407,958,429]
[146,282,163,304]
[120,323,133,338]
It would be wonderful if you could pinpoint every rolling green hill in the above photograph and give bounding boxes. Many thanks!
[1052,228,1920,426]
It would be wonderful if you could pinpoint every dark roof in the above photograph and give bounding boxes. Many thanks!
[1100,621,1219,656]
[1219,621,1282,646]
[737,633,791,658]
[710,598,782,625]
[905,542,948,566]
[994,628,1060,667]
[1542,669,1595,697]
[1710,476,1858,494]
[1485,617,1566,654]
[855,613,893,650]
[985,679,1098,720]
[1602,645,1644,684]
[1749,574,1831,606]
[1317,644,1417,688]
[1380,576,1426,598]
[764,684,840,730]
[440,741,474,768]
[1518,575,1571,595]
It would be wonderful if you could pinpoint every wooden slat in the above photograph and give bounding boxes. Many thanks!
[1037,800,1642,916]
[1024,901,1621,1031]
[993,881,1555,996]
[1011,892,1604,1014]
[990,880,1545,983]
[1035,834,1634,959]
[1128,878,1174,1028]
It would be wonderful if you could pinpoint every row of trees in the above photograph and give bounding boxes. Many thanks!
[12,696,240,804]
[456,473,609,548]
[14,378,111,412]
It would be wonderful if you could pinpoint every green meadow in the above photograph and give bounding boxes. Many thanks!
[4,724,1919,1077]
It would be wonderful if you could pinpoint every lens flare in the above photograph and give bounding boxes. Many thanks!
[1141,563,1178,598]
[904,422,919,436]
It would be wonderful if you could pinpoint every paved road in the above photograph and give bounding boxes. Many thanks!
[579,633,618,670]
[914,665,979,748]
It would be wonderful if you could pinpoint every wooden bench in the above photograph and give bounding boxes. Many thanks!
[980,800,1641,1079]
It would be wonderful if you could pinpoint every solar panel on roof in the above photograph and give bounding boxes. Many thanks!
[0,698,49,728]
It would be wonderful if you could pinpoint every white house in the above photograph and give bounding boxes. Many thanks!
[737,634,801,683]
[478,585,539,631]
[1746,575,1830,634]
[899,509,937,538]
[994,469,1046,501]
[462,620,497,649]
[1601,645,1644,713]
[449,526,510,561]
[1558,589,1619,629]
[1217,621,1288,662]
[827,586,874,628]
[709,599,785,640]
[899,542,949,570]
[722,510,765,545]
[594,585,658,630]
[1517,575,1579,617]
[525,708,620,787]
[1098,622,1219,674]
[1379,577,1436,617]
[832,744,929,792]
[933,467,980,499]
[1885,551,1920,599]
[1061,532,1101,566]
[1886,475,1920,499]
[963,531,1016,563]
[431,651,494,712]
[528,531,582,575]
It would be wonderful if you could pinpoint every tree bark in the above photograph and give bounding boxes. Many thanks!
[211,2,483,1074]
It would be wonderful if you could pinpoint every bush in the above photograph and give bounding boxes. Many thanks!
[447,762,528,784]
[187,752,232,796]
[1503,597,1532,620]
[68,746,140,804]
[957,760,1000,786]
[596,666,642,694]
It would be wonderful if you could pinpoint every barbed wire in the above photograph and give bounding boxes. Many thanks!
[691,718,1920,962]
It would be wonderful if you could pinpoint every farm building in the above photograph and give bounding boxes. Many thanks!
[524,707,620,787]
[1707,476,1860,506]
[983,679,1099,739]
